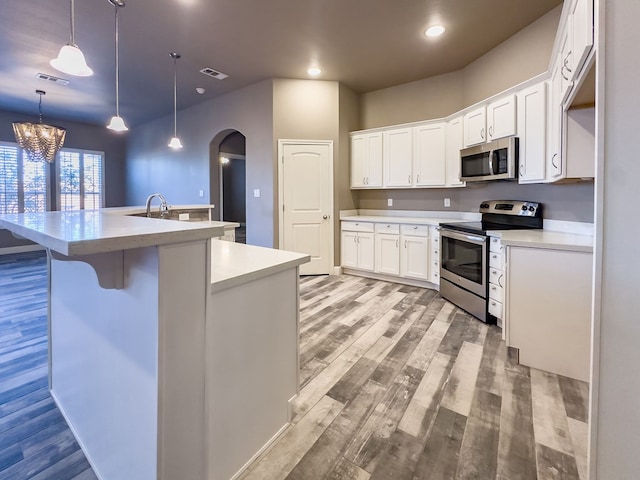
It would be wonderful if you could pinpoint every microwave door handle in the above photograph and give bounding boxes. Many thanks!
[488,150,493,174]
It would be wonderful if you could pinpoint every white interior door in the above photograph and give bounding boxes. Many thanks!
[280,141,333,275]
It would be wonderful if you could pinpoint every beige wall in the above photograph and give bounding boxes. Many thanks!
[461,5,562,106]
[360,71,463,130]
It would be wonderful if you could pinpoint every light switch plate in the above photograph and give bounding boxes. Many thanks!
[253,189,261,198]
[387,198,393,207]
[178,213,190,221]
[199,189,204,198]
[444,198,451,207]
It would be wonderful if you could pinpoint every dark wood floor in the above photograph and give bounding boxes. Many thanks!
[0,254,589,480]
[241,274,590,480]
[0,251,96,479]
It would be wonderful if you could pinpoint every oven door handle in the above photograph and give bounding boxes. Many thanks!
[441,229,487,245]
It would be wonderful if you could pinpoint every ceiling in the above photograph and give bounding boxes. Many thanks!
[0,0,562,128]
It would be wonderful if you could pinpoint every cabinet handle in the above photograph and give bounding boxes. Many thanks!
[551,153,558,168]
[498,274,504,288]
[414,226,418,229]
[519,164,524,176]
[396,239,399,248]
[481,128,485,139]
[408,174,411,184]
[416,174,420,183]
[561,66,570,82]
[564,51,572,72]
[354,235,357,243]
[488,126,493,137]
[404,240,408,248]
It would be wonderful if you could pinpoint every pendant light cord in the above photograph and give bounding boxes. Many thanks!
[173,57,178,137]
[70,0,75,44]
[115,4,120,117]
[38,93,43,124]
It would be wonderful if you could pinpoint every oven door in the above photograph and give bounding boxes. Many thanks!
[440,228,487,298]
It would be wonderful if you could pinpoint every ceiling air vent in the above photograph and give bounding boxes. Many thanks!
[36,73,70,86]
[199,67,228,80]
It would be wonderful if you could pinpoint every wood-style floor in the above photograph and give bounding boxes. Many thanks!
[240,274,590,480]
[0,254,589,479]
[0,252,96,479]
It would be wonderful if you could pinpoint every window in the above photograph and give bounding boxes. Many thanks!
[0,142,104,213]
[0,142,49,214]
[57,149,105,211]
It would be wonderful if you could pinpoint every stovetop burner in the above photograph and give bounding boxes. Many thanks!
[440,200,543,234]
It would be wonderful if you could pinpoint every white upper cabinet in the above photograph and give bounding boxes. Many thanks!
[568,0,594,82]
[445,116,465,187]
[412,122,446,187]
[517,82,547,183]
[351,132,383,188]
[463,107,487,147]
[487,95,517,141]
[383,128,413,187]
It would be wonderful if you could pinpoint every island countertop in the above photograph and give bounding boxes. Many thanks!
[0,210,226,256]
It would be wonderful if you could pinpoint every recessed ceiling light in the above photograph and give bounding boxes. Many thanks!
[425,25,446,37]
[308,67,321,76]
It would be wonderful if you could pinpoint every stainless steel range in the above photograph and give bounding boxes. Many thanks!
[439,200,543,323]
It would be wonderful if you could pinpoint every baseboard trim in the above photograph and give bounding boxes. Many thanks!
[50,390,105,480]
[228,422,292,480]
[0,245,45,255]
[341,268,440,290]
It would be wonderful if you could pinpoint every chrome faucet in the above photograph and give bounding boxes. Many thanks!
[145,193,170,218]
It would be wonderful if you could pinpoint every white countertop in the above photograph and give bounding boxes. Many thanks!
[340,215,466,226]
[0,211,226,256]
[210,240,309,293]
[488,229,593,253]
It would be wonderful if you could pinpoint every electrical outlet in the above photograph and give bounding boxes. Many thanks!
[387,198,393,207]
[199,189,204,198]
[444,198,451,207]
[253,189,261,198]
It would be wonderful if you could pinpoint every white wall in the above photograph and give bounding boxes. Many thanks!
[593,0,640,477]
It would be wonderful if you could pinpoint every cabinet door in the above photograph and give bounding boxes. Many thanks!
[463,107,487,147]
[569,0,594,82]
[547,70,563,180]
[357,232,375,272]
[517,83,547,183]
[367,132,383,187]
[446,116,464,187]
[350,135,367,188]
[341,231,359,268]
[400,235,429,280]
[558,21,574,104]
[487,95,517,141]
[383,128,413,187]
[375,234,400,275]
[413,123,446,187]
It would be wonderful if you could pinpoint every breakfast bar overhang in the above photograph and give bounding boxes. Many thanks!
[0,211,310,480]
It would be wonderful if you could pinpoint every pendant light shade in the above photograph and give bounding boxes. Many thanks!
[13,90,66,164]
[106,0,128,132]
[168,52,183,149]
[50,0,93,77]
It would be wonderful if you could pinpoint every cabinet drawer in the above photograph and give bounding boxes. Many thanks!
[400,224,429,236]
[489,252,503,269]
[488,298,503,319]
[375,223,400,234]
[342,221,374,233]
[489,267,504,287]
[489,236,503,253]
[489,283,504,303]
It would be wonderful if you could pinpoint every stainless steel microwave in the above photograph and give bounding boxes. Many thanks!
[459,136,518,182]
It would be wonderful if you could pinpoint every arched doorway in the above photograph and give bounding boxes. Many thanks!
[209,130,246,243]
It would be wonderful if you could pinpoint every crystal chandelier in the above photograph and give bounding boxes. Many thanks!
[12,90,66,163]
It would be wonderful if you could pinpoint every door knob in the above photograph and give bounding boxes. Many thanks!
[323,215,328,219]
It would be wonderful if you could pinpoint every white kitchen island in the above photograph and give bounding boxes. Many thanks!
[0,211,309,480]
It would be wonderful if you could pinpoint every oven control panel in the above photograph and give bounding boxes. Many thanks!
[479,200,541,218]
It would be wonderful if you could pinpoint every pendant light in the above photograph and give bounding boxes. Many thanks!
[106,0,128,132]
[13,90,67,164]
[50,0,94,77]
[168,52,183,149]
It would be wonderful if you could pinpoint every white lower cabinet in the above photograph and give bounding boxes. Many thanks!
[342,220,439,287]
[375,224,400,275]
[341,222,374,271]
[400,224,430,280]
[488,235,505,329]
